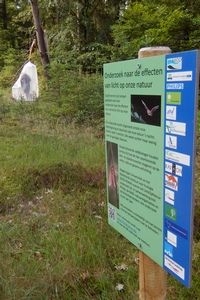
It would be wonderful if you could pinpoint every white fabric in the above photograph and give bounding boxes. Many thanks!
[12,61,39,101]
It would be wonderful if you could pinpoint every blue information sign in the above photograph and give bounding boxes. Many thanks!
[163,50,200,287]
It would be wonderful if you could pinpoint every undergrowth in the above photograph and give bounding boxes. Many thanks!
[0,86,200,299]
[0,95,139,299]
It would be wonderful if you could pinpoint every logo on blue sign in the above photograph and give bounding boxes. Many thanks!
[167,57,182,70]
[164,241,173,258]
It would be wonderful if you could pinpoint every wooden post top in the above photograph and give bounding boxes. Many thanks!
[138,46,171,58]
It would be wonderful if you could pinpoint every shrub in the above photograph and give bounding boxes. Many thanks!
[41,63,104,126]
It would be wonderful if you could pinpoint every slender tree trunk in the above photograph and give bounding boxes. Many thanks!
[29,0,50,77]
[0,0,7,29]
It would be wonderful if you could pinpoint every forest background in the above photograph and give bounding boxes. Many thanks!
[1,0,200,299]
[1,0,200,82]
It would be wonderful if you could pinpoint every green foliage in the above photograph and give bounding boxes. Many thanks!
[155,8,193,51]
[111,2,197,59]
[48,17,112,72]
[41,63,104,126]
[0,1,32,50]
[188,16,200,49]
[2,0,200,78]
[0,61,104,130]
[112,2,159,59]
[0,48,25,88]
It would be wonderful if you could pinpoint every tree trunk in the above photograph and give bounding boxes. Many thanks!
[29,0,50,77]
[0,0,7,29]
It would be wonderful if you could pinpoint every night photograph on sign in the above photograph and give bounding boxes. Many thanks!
[131,94,161,126]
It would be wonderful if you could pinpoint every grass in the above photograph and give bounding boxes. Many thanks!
[0,98,139,299]
[0,95,200,299]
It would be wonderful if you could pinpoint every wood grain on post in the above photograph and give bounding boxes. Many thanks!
[138,46,171,300]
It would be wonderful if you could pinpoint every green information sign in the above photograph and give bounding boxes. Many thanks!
[104,56,165,266]
[104,50,200,287]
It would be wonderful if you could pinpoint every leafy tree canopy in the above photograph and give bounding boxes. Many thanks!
[0,0,200,80]
[111,1,198,60]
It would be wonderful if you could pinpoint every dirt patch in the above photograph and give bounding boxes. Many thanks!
[21,163,105,197]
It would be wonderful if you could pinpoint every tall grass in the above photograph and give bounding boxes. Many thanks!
[0,78,200,299]
[0,89,139,299]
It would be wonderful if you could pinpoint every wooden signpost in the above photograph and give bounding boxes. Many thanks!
[138,47,171,300]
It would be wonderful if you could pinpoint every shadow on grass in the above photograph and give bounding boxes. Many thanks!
[21,162,105,197]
